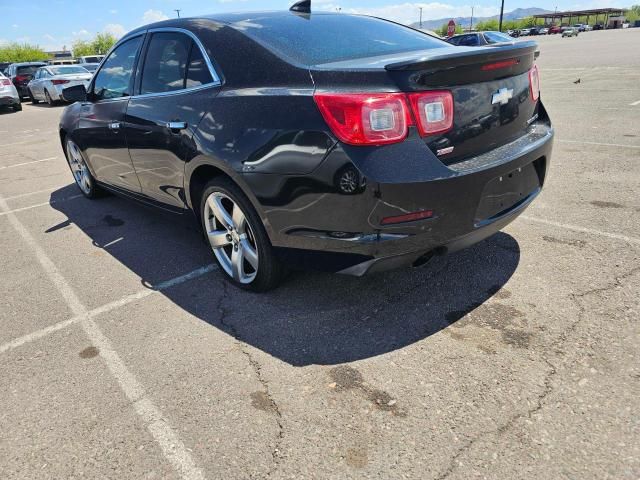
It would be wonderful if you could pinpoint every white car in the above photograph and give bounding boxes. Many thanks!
[539,27,549,34]
[0,72,21,112]
[27,65,92,106]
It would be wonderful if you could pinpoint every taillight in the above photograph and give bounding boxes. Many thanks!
[407,90,454,136]
[52,79,70,85]
[14,75,29,83]
[314,93,411,146]
[0,78,11,86]
[529,64,540,102]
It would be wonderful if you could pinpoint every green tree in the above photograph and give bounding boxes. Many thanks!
[0,42,48,62]
[626,5,640,23]
[92,33,117,55]
[72,32,117,57]
[71,40,94,57]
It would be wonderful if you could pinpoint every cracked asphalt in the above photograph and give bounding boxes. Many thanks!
[1,28,639,479]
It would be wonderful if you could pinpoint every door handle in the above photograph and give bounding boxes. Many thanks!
[108,122,121,131]
[166,121,187,131]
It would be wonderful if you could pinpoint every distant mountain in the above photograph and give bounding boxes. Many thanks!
[410,7,551,31]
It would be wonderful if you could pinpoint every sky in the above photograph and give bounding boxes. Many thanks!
[0,0,631,50]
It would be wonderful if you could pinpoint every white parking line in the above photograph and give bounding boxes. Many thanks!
[630,100,640,106]
[0,194,83,217]
[0,138,37,148]
[2,186,66,201]
[520,215,640,246]
[557,139,640,149]
[0,194,208,480]
[0,264,216,355]
[0,157,58,170]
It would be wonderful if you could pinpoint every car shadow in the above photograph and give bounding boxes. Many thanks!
[49,184,521,366]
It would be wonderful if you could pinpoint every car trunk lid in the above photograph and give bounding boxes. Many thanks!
[311,41,540,164]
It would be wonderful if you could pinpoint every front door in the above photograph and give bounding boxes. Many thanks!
[75,35,144,193]
[126,30,220,208]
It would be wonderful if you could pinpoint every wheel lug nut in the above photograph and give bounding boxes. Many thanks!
[226,234,232,241]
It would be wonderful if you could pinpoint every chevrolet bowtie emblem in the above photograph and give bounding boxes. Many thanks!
[492,87,513,106]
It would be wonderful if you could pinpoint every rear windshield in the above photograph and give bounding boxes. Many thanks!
[17,65,43,75]
[232,14,448,65]
[50,66,89,75]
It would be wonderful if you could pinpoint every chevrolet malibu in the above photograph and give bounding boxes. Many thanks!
[59,2,553,291]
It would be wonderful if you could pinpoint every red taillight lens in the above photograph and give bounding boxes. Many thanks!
[14,75,29,83]
[1,78,11,86]
[381,209,434,225]
[529,64,540,102]
[52,79,70,85]
[314,93,411,146]
[407,90,454,136]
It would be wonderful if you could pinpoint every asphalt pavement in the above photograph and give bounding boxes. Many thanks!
[0,27,638,480]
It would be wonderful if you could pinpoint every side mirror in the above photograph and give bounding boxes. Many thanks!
[62,84,88,103]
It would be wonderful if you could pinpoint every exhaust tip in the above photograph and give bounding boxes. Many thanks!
[412,247,447,268]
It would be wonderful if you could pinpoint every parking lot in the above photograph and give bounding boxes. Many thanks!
[1,27,639,479]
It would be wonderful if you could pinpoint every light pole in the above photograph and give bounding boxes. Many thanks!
[174,9,181,18]
[419,7,423,29]
[470,6,474,31]
[498,0,505,32]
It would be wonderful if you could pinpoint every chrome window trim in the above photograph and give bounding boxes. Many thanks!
[131,27,221,100]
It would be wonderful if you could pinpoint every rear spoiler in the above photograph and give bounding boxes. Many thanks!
[385,41,539,71]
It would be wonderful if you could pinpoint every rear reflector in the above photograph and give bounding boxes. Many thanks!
[529,64,540,102]
[481,58,519,71]
[407,90,454,136]
[381,209,434,225]
[52,79,70,85]
[314,93,411,146]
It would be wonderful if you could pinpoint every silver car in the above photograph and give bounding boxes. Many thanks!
[0,72,21,112]
[27,65,92,106]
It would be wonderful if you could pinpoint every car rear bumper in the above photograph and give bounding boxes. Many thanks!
[263,118,553,275]
[0,95,20,106]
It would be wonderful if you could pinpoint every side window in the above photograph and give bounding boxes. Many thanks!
[93,36,142,101]
[140,32,190,95]
[185,43,213,88]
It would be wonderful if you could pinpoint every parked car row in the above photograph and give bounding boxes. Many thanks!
[508,23,597,37]
[0,61,95,112]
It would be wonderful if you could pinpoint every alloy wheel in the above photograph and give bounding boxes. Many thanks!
[203,192,259,284]
[66,140,92,195]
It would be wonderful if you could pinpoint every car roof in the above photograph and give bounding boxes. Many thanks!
[11,62,47,67]
[126,10,348,37]
[449,33,479,38]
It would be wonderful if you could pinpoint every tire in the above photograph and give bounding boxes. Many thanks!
[200,177,284,292]
[64,137,105,199]
[45,90,56,106]
[13,102,22,112]
[29,90,39,104]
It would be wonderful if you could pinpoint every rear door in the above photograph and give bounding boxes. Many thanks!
[125,29,221,209]
[76,35,144,192]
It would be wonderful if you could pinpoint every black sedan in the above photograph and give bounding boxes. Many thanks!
[446,31,515,46]
[59,2,553,291]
